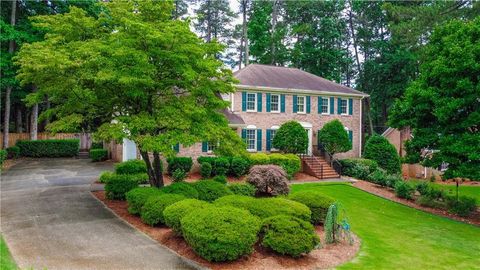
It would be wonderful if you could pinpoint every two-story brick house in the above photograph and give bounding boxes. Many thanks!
[117,64,368,177]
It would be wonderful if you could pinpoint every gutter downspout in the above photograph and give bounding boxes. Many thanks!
[359,96,365,157]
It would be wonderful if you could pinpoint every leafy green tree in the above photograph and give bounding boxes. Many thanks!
[389,18,480,180]
[318,120,352,155]
[272,121,308,154]
[15,0,245,187]
[363,134,401,174]
[248,0,288,65]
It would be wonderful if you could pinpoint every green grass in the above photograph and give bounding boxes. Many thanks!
[410,180,480,205]
[1,235,16,270]
[291,183,480,269]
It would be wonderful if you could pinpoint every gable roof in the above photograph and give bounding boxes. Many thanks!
[234,64,367,97]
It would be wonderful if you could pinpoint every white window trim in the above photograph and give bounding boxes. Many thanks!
[270,94,281,113]
[297,96,306,114]
[340,99,349,115]
[206,141,218,154]
[246,93,257,112]
[245,129,257,152]
[321,97,330,115]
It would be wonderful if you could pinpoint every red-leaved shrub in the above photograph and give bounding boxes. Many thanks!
[247,165,290,196]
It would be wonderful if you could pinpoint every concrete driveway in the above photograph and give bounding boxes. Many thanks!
[0,158,198,270]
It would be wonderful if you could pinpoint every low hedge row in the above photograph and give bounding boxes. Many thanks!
[197,156,249,178]
[248,153,301,178]
[115,160,147,174]
[89,149,108,162]
[126,187,163,215]
[227,183,256,196]
[340,158,378,180]
[105,174,140,200]
[16,139,80,157]
[167,157,193,175]
[6,146,20,159]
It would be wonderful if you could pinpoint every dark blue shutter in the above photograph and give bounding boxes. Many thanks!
[317,130,321,150]
[280,94,286,112]
[241,129,246,139]
[201,142,208,152]
[330,97,334,114]
[306,96,311,113]
[348,130,353,142]
[256,129,262,151]
[293,95,298,113]
[349,98,353,115]
[266,129,271,151]
[257,93,262,112]
[174,143,180,153]
[242,92,246,112]
[317,97,322,114]
[266,93,271,112]
[337,98,342,114]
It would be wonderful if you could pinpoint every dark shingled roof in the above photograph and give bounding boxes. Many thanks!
[234,64,367,96]
[222,109,245,125]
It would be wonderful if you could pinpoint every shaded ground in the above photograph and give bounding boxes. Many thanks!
[0,158,197,270]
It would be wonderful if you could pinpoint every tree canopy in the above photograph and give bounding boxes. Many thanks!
[389,18,480,180]
[15,0,245,187]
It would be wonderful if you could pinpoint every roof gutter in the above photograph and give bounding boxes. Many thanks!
[235,84,370,98]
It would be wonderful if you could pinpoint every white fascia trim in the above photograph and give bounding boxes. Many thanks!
[236,84,369,98]
[228,123,247,128]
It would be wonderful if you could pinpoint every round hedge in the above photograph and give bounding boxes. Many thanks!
[161,182,198,198]
[227,183,256,196]
[261,215,320,257]
[289,191,335,224]
[104,175,139,200]
[140,194,186,226]
[115,159,147,174]
[192,180,232,202]
[181,206,261,262]
[214,195,311,222]
[163,199,211,234]
[363,134,401,174]
[126,187,163,215]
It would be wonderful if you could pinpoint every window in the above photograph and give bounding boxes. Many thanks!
[246,93,256,111]
[321,97,329,114]
[297,96,306,113]
[270,129,277,150]
[207,141,217,153]
[270,94,280,112]
[246,129,256,151]
[340,99,348,115]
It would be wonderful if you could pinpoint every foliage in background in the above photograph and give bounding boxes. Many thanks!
[318,120,352,155]
[389,18,480,181]
[363,134,401,174]
[166,157,193,175]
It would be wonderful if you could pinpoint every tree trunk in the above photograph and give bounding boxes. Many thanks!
[365,98,374,136]
[2,0,17,149]
[241,0,249,67]
[347,1,361,73]
[140,150,164,188]
[15,106,22,133]
[206,0,212,42]
[271,0,278,65]
[45,96,50,126]
[30,86,38,140]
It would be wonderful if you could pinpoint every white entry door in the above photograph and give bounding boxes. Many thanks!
[305,128,313,155]
[123,138,137,161]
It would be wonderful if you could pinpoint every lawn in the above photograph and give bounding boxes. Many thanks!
[1,235,16,270]
[291,183,480,270]
[409,180,480,206]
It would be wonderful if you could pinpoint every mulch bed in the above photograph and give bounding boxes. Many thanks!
[92,190,360,270]
[352,180,480,227]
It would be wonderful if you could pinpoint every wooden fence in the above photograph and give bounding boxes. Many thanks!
[0,133,93,150]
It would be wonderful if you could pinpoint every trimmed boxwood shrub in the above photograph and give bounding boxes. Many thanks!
[363,134,401,174]
[89,149,108,162]
[6,146,20,159]
[248,153,270,165]
[394,181,414,199]
[193,180,232,202]
[163,199,211,234]
[200,162,212,179]
[99,171,114,183]
[197,156,217,167]
[161,182,198,199]
[214,157,230,176]
[16,139,80,157]
[105,175,139,200]
[167,157,193,175]
[230,157,249,177]
[214,195,312,222]
[227,183,256,196]
[115,160,147,175]
[261,215,320,257]
[126,187,163,215]
[340,158,378,180]
[269,153,301,178]
[0,150,6,166]
[212,175,227,184]
[140,194,186,226]
[272,121,308,154]
[172,169,187,182]
[181,206,261,262]
[289,191,335,224]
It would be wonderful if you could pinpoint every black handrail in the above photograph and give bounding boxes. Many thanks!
[318,144,342,175]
